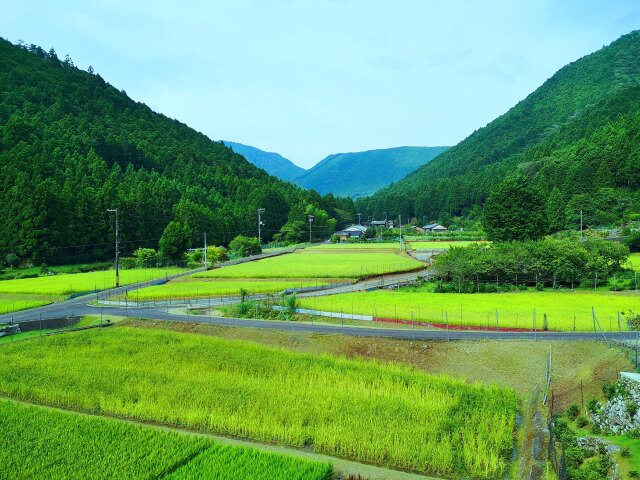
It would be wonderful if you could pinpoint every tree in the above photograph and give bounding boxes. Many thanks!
[229,235,261,257]
[5,253,19,269]
[482,175,548,241]
[159,221,191,262]
[546,187,566,233]
[133,247,158,268]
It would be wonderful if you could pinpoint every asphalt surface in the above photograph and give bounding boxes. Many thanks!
[0,251,631,342]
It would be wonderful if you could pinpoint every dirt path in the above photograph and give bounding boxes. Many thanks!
[1,396,438,480]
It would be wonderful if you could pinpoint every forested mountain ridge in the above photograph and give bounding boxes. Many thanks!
[222,141,305,181]
[0,38,352,263]
[294,146,449,199]
[357,30,640,227]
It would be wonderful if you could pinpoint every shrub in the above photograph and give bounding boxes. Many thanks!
[229,235,262,257]
[133,248,158,268]
[5,253,19,269]
[119,257,136,269]
[576,416,589,428]
[628,429,640,439]
[566,404,581,420]
[630,470,639,478]
[590,423,601,434]
[206,246,229,264]
[621,447,631,458]
[603,382,618,400]
[587,398,601,415]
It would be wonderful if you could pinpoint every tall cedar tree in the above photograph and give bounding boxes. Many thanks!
[482,175,548,241]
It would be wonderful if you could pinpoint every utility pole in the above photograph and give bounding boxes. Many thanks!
[580,210,583,241]
[203,232,208,269]
[258,208,265,244]
[399,214,403,252]
[356,212,362,225]
[107,208,119,287]
[308,215,314,243]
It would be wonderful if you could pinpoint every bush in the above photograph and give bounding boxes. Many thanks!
[576,415,589,428]
[206,246,229,264]
[5,253,19,269]
[229,236,261,257]
[590,423,602,434]
[566,404,580,421]
[587,398,601,415]
[628,428,640,439]
[630,470,639,478]
[603,382,618,400]
[133,248,158,268]
[119,257,136,269]
[621,446,631,458]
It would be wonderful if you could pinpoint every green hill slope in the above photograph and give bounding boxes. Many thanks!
[0,39,349,263]
[357,30,640,226]
[295,146,449,198]
[222,141,305,181]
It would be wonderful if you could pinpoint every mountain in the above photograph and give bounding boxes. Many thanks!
[222,141,305,182]
[357,30,640,227]
[0,38,352,263]
[296,146,449,198]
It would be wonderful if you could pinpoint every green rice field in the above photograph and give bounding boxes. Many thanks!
[0,326,517,478]
[127,279,331,301]
[0,268,184,296]
[298,290,640,331]
[0,399,332,480]
[628,253,640,271]
[407,240,489,250]
[194,251,423,279]
[308,243,401,250]
[0,294,53,314]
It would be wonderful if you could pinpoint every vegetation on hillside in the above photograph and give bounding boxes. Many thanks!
[357,30,640,227]
[0,39,354,265]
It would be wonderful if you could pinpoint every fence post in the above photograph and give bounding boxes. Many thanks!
[533,308,537,340]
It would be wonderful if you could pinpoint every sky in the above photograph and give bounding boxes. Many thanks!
[2,1,640,168]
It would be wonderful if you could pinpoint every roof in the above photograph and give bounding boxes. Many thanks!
[370,220,387,225]
[423,223,447,230]
[344,224,367,232]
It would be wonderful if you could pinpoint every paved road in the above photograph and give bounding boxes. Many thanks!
[0,249,630,342]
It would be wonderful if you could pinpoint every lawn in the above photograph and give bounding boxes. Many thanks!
[126,279,331,301]
[194,251,423,279]
[0,399,332,480]
[0,268,185,296]
[407,240,489,250]
[298,289,640,331]
[0,326,517,478]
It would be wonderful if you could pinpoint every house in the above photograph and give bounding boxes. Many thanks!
[423,223,448,233]
[335,224,367,240]
[370,220,387,227]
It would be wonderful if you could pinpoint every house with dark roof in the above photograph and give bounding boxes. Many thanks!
[335,224,367,240]
[423,223,448,233]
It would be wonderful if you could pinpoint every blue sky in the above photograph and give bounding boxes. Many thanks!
[2,1,639,168]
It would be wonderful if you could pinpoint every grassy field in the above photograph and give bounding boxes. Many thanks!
[195,251,423,279]
[407,240,489,249]
[298,289,640,331]
[126,279,331,301]
[0,326,517,478]
[0,268,184,296]
[1,399,332,480]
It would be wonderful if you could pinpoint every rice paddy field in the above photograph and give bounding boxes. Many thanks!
[125,278,332,301]
[0,399,332,480]
[407,240,489,249]
[0,326,517,479]
[0,294,53,314]
[308,243,401,250]
[0,268,184,296]
[628,253,640,271]
[194,250,423,279]
[298,289,640,332]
